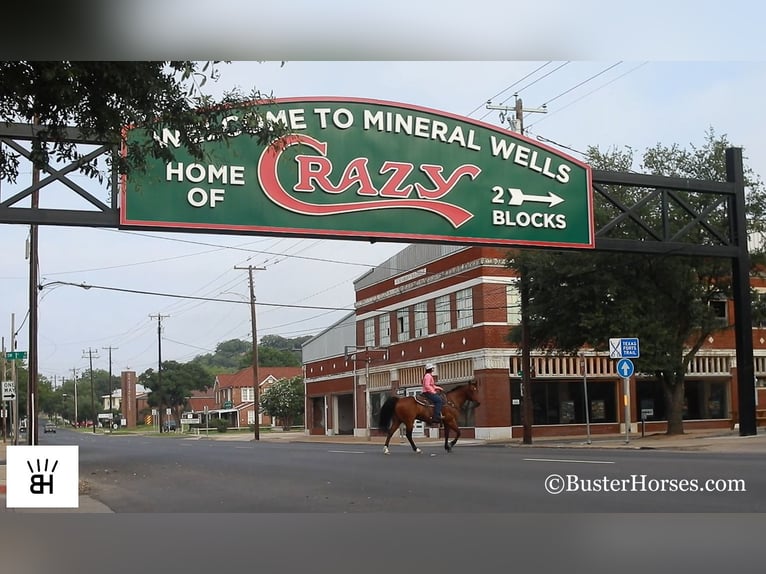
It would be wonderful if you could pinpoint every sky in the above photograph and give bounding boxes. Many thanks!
[1,2,765,384]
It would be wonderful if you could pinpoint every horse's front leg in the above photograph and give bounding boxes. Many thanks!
[445,419,460,452]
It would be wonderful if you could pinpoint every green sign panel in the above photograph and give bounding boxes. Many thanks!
[121,98,594,248]
[223,401,233,409]
[5,351,27,360]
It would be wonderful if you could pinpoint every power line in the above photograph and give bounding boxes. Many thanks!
[531,61,623,115]
[525,62,649,132]
[38,280,356,311]
[101,229,386,269]
[479,62,571,122]
[468,61,553,117]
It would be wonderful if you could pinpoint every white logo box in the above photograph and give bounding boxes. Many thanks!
[6,445,79,508]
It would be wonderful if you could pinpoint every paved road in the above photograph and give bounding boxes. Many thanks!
[30,427,766,513]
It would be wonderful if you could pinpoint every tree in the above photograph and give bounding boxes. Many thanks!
[259,376,304,430]
[0,61,288,184]
[140,360,213,425]
[191,338,251,373]
[237,335,309,368]
[509,130,765,435]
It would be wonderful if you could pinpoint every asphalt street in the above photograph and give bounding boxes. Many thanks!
[5,427,763,513]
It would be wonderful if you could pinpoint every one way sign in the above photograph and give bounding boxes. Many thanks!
[2,381,16,401]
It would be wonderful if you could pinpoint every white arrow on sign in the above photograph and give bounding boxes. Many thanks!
[507,188,565,208]
[2,382,16,401]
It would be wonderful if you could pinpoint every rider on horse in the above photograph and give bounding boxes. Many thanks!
[421,363,444,423]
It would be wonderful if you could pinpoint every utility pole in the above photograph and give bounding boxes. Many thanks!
[234,265,265,441]
[487,96,546,445]
[11,313,18,445]
[520,271,533,445]
[149,314,170,432]
[71,367,79,428]
[27,114,40,446]
[103,346,118,430]
[83,348,100,433]
[1,335,6,443]
[486,94,547,136]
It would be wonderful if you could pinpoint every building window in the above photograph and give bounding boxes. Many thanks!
[397,307,410,342]
[709,297,728,327]
[435,294,450,333]
[241,387,254,402]
[364,317,375,347]
[414,302,428,338]
[379,313,390,346]
[456,287,473,328]
[507,283,521,325]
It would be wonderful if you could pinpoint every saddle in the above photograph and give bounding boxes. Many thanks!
[415,393,454,408]
[414,393,433,407]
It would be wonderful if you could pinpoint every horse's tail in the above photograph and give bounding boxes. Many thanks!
[378,396,399,431]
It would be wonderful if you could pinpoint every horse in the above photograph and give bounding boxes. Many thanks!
[377,381,480,454]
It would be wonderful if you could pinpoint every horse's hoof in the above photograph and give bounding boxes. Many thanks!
[415,448,422,454]
[383,447,390,455]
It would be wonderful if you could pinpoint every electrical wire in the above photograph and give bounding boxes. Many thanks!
[467,61,553,117]
[525,62,649,132]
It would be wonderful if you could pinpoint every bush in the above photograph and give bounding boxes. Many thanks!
[211,419,229,433]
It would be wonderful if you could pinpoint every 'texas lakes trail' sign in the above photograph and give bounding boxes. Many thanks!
[120,97,594,249]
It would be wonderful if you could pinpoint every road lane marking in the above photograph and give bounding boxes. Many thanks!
[328,450,366,454]
[524,458,614,464]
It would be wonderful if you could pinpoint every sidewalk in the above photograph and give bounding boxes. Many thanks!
[2,427,765,512]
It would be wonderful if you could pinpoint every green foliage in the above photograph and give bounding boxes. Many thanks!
[0,61,289,185]
[139,360,213,417]
[191,338,251,372]
[243,346,301,368]
[211,418,229,433]
[192,336,308,371]
[509,130,763,434]
[259,376,304,430]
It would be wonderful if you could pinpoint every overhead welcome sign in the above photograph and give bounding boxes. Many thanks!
[120,97,594,248]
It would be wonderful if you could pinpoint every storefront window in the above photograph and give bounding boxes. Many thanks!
[635,379,729,420]
[511,380,618,425]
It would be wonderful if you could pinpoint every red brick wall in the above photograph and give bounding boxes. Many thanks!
[473,369,511,428]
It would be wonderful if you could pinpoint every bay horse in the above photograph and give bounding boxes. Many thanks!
[377,381,480,454]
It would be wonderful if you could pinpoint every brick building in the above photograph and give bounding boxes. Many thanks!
[303,243,766,439]
[208,366,302,429]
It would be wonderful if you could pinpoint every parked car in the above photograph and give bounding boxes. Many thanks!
[163,419,178,432]
[44,422,57,433]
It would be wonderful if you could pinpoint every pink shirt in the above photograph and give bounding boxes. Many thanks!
[422,372,438,394]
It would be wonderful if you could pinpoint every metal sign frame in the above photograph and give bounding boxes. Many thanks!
[0,120,756,435]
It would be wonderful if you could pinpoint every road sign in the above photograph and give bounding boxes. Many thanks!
[122,98,594,250]
[616,358,635,378]
[181,418,201,424]
[609,338,640,359]
[2,381,16,401]
[5,351,27,360]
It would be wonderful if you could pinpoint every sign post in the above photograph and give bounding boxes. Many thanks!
[616,357,636,444]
